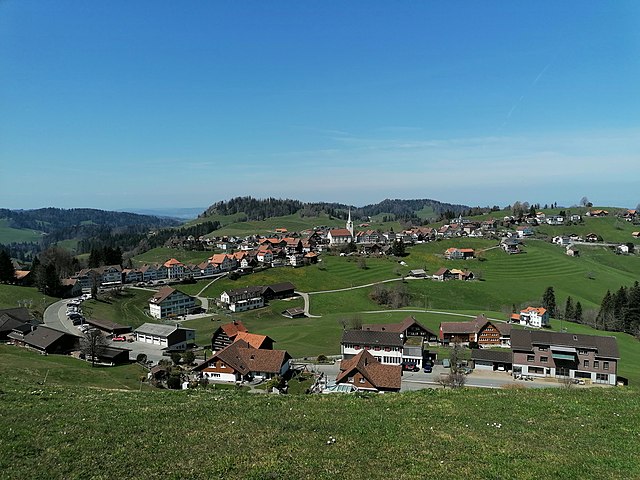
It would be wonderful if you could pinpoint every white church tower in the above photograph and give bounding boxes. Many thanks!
[346,208,354,237]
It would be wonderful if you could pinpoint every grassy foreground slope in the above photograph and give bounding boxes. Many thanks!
[1,374,638,480]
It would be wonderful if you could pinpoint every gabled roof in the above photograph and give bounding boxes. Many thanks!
[149,286,182,304]
[329,228,352,237]
[21,326,75,350]
[341,329,404,347]
[219,321,248,338]
[511,330,619,359]
[163,258,183,267]
[362,316,437,337]
[264,282,296,294]
[471,348,513,363]
[0,307,31,323]
[234,332,272,349]
[520,306,547,316]
[198,340,289,375]
[134,323,178,337]
[434,267,450,276]
[336,350,401,390]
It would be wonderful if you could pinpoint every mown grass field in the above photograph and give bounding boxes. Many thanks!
[0,218,44,244]
[81,289,156,329]
[1,372,639,480]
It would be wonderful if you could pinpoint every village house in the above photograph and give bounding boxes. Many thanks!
[501,238,521,254]
[163,258,185,279]
[341,329,424,368]
[335,350,402,392]
[0,307,34,341]
[587,209,609,217]
[471,349,513,372]
[219,286,265,312]
[546,215,564,225]
[134,323,195,351]
[513,306,550,328]
[148,286,197,319]
[192,339,290,383]
[516,225,534,238]
[444,248,475,260]
[432,267,474,281]
[511,329,619,385]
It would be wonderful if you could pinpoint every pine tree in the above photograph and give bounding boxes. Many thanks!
[575,301,583,323]
[542,286,557,318]
[564,296,575,321]
[623,282,640,334]
[0,249,15,283]
[597,290,614,331]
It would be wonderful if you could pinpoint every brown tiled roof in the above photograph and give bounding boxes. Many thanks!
[362,316,437,337]
[511,330,619,358]
[440,321,476,334]
[207,340,289,375]
[164,258,183,267]
[336,350,401,390]
[434,267,449,276]
[220,321,248,338]
[329,229,352,237]
[149,286,177,304]
[234,332,271,349]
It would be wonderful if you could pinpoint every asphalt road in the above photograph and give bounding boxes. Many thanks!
[43,299,83,337]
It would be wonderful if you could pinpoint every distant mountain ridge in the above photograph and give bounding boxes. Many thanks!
[200,196,471,222]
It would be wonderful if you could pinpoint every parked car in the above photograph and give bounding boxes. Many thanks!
[423,364,433,373]
[402,362,419,372]
[460,367,473,375]
[442,359,451,368]
[112,336,127,342]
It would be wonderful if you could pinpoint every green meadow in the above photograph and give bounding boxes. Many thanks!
[0,218,44,244]
[1,372,639,480]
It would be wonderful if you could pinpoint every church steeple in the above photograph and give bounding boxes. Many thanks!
[346,208,354,237]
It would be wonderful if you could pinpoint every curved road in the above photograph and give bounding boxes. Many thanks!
[43,299,83,337]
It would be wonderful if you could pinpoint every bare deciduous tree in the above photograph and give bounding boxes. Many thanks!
[80,329,108,368]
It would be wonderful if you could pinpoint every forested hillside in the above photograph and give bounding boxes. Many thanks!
[200,196,474,222]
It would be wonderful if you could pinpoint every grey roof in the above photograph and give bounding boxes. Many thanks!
[511,330,619,359]
[22,326,71,350]
[134,323,178,337]
[0,307,32,323]
[341,329,404,347]
[471,348,513,363]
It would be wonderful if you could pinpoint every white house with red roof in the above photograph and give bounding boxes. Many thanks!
[517,306,550,328]
[328,209,355,245]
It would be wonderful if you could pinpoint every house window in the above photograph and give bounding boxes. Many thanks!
[374,346,380,351]
[354,345,360,350]
[359,378,365,384]
[594,361,599,369]
[583,360,589,368]
[384,347,391,352]
[603,362,609,370]
[578,349,588,355]
[596,373,609,383]
[540,356,548,363]
[348,376,354,383]
[539,346,548,352]
[527,355,535,362]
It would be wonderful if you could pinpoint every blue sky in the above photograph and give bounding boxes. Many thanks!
[1,1,639,211]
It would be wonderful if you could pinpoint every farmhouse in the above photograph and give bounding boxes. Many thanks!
[335,350,402,393]
[8,325,78,354]
[511,330,619,385]
[192,339,290,383]
[134,323,195,351]
[439,315,511,347]
[148,287,197,319]
[0,307,33,341]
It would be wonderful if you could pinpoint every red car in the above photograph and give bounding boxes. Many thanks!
[402,362,419,372]
[112,336,127,342]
